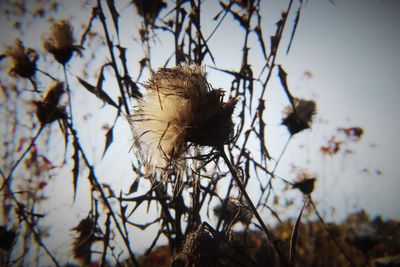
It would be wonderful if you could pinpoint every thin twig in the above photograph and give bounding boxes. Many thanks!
[219,145,288,266]
[1,126,43,192]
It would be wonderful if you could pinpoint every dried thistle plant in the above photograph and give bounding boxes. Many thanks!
[282,98,316,135]
[4,39,38,79]
[129,65,237,173]
[44,20,79,65]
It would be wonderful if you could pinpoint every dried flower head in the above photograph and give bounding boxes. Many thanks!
[132,0,167,26]
[4,39,38,78]
[44,20,77,64]
[282,98,316,135]
[292,177,316,195]
[129,65,237,172]
[34,81,66,125]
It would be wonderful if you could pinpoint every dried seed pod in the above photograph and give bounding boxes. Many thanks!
[4,39,38,78]
[44,20,78,64]
[129,65,237,172]
[282,98,316,135]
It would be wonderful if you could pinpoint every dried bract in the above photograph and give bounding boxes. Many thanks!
[4,39,38,78]
[129,65,237,172]
[34,82,66,125]
[44,20,77,64]
[282,98,316,135]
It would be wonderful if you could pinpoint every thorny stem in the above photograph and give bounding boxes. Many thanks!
[0,169,61,267]
[66,122,140,267]
[97,0,130,115]
[174,0,183,66]
[63,64,73,121]
[219,146,288,266]
[309,197,356,267]
[256,136,291,208]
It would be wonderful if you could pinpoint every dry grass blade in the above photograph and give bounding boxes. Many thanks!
[289,199,308,267]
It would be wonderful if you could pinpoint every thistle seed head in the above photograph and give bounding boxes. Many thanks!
[44,20,77,64]
[129,65,237,173]
[4,39,38,78]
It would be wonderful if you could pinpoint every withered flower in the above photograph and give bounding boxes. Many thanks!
[292,177,316,195]
[129,65,237,172]
[34,81,66,125]
[44,20,78,65]
[4,39,38,78]
[282,98,316,135]
[132,0,167,25]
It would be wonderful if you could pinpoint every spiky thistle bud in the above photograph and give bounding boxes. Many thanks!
[129,65,237,173]
[4,39,38,78]
[44,20,78,65]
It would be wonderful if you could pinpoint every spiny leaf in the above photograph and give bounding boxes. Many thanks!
[72,138,80,202]
[102,125,114,158]
[96,64,119,108]
[77,76,96,94]
[289,199,308,266]
[286,3,302,55]
[106,0,120,36]
[278,65,295,105]
[77,70,118,108]
[128,178,140,195]
[254,24,268,59]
